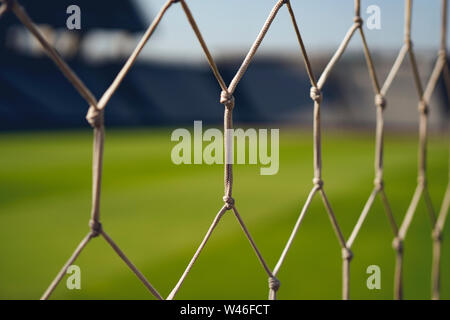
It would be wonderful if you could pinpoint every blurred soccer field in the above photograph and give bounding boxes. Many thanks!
[0,128,448,300]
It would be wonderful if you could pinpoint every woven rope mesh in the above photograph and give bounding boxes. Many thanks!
[1,0,449,300]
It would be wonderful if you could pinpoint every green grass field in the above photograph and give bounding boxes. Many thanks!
[0,128,448,300]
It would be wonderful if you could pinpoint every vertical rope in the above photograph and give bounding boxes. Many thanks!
[354,0,361,18]
[433,61,450,300]
[441,0,447,53]
[222,92,235,204]
[431,0,448,301]
[86,108,105,234]
[405,0,412,46]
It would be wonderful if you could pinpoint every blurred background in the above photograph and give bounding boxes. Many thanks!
[0,0,449,300]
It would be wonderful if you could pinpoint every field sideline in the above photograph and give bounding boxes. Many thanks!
[0,128,448,300]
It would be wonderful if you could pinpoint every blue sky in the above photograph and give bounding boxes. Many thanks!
[134,0,449,62]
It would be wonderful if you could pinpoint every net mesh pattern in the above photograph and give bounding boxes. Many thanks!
[0,0,448,300]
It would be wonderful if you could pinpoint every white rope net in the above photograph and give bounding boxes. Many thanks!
[1,0,449,300]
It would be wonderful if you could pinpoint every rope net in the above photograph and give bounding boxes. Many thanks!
[1,0,449,300]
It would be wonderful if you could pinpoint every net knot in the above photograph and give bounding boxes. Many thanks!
[89,220,103,237]
[392,237,403,253]
[342,248,353,261]
[86,106,104,128]
[310,86,322,103]
[171,0,181,3]
[418,100,428,115]
[374,178,384,191]
[432,228,443,242]
[354,16,363,28]
[313,178,324,189]
[223,196,235,210]
[375,94,387,109]
[220,91,235,109]
[268,277,281,291]
[405,39,413,50]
